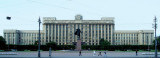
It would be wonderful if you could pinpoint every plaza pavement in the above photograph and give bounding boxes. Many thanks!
[0,50,160,58]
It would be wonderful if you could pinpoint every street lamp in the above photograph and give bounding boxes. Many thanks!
[147,36,150,52]
[6,16,11,51]
[152,16,157,58]
[38,17,41,57]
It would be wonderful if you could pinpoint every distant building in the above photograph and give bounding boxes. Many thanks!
[3,15,154,45]
[114,30,153,45]
[3,30,44,45]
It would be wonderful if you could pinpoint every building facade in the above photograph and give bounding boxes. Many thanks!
[3,15,154,45]
[114,30,154,45]
[3,30,44,45]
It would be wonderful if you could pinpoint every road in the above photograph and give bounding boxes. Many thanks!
[0,51,160,58]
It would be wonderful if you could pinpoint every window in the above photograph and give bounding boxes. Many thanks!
[46,24,48,29]
[85,25,87,27]
[56,24,58,36]
[81,24,83,29]
[85,31,87,33]
[99,25,101,30]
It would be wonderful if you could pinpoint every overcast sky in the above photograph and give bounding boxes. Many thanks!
[0,0,160,36]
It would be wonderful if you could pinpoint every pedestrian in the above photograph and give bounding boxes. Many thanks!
[104,52,107,57]
[79,50,82,56]
[49,47,52,57]
[98,52,102,56]
[93,51,96,56]
[136,50,138,56]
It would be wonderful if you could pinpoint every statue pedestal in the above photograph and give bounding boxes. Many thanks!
[75,39,81,51]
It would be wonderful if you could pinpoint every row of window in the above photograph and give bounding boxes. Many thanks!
[115,37,138,39]
[115,34,138,37]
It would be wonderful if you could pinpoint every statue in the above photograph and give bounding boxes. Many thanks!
[74,28,82,39]
[74,28,82,50]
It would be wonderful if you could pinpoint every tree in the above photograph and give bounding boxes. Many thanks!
[99,39,110,50]
[46,41,57,50]
[34,41,38,45]
[153,36,160,50]
[0,36,6,49]
[100,39,105,45]
[100,39,110,46]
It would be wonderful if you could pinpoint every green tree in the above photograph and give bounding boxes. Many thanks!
[34,41,38,45]
[153,36,160,50]
[0,36,6,49]
[46,41,57,50]
[99,38,110,50]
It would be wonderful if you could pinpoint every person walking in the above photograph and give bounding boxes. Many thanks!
[104,52,107,58]
[136,50,138,56]
[79,50,82,56]
[93,51,96,56]
[49,47,52,57]
[98,52,102,56]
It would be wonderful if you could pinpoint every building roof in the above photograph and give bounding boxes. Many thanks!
[4,30,43,33]
[43,15,114,24]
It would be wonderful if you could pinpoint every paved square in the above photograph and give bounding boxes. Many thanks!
[0,51,159,58]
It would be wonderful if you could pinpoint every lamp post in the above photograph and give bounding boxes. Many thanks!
[152,16,157,58]
[147,36,150,52]
[6,16,11,20]
[6,16,11,51]
[38,17,41,57]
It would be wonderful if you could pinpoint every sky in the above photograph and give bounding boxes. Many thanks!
[0,0,160,36]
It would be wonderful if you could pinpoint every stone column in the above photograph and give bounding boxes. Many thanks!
[94,24,96,45]
[51,24,53,42]
[64,24,66,45]
[107,25,109,42]
[91,25,93,45]
[54,24,56,43]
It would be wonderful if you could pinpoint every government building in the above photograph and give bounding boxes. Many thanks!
[3,15,154,45]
